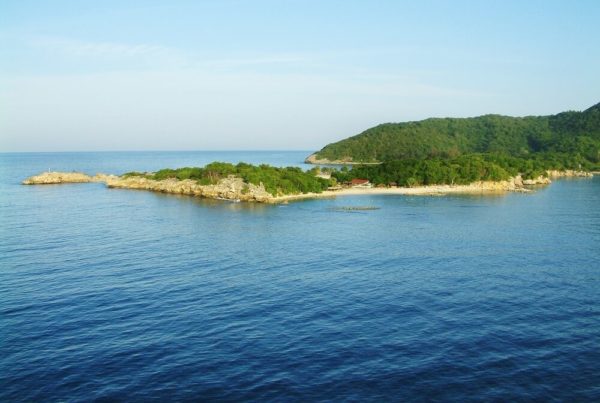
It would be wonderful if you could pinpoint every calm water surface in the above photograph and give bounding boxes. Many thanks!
[1,152,599,401]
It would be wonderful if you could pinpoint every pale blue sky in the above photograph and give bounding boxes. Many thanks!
[1,0,599,151]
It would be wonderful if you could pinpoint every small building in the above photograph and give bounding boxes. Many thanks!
[350,178,371,188]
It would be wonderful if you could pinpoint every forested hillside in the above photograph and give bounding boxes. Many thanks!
[312,103,600,165]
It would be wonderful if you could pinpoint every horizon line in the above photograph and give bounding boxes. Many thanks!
[0,149,317,154]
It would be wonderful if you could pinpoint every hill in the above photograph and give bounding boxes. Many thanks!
[308,103,600,165]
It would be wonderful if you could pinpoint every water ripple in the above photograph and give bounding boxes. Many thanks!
[1,153,599,401]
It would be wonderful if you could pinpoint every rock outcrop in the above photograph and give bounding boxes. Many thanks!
[304,153,380,165]
[105,175,273,203]
[518,170,594,186]
[22,171,112,185]
[522,175,552,186]
[547,170,593,178]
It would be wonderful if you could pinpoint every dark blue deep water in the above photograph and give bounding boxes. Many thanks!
[1,152,599,401]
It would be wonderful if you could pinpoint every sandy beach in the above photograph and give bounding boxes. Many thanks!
[271,181,520,203]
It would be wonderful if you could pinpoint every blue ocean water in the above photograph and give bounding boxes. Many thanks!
[1,151,599,401]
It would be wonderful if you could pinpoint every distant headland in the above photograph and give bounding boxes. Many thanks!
[306,102,600,168]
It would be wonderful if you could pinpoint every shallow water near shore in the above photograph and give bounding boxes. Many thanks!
[1,151,599,401]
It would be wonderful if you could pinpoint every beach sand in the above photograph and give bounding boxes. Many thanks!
[271,182,519,203]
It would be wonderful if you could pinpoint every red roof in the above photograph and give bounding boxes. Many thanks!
[350,178,370,185]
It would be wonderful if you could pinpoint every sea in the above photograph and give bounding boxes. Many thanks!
[1,151,599,401]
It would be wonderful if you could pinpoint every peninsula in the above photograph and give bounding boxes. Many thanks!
[306,102,600,166]
[22,163,592,204]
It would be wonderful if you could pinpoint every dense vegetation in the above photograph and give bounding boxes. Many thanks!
[124,162,330,196]
[120,105,600,197]
[314,103,600,166]
[330,152,594,187]
[121,152,593,197]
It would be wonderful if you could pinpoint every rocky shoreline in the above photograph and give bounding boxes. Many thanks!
[23,171,274,202]
[304,153,380,165]
[106,175,273,202]
[546,170,594,178]
[22,172,114,185]
[22,170,593,204]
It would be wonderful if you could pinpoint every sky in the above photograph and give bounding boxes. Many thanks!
[1,0,599,152]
